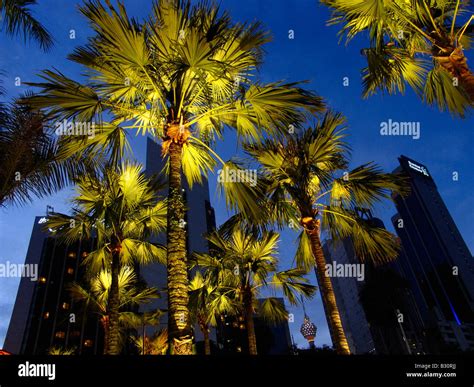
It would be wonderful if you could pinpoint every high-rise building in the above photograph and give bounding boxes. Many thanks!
[360,256,427,355]
[322,237,375,354]
[391,155,474,352]
[322,212,427,355]
[4,216,102,354]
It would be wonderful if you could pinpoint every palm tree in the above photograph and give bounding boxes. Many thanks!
[26,0,323,354]
[46,163,167,355]
[48,347,76,355]
[0,0,53,50]
[0,101,90,207]
[321,0,473,115]
[69,266,162,354]
[132,329,168,355]
[188,271,237,355]
[243,111,408,354]
[194,227,316,355]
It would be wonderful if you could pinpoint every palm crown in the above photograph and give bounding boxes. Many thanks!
[26,0,323,211]
[193,227,316,354]
[245,111,408,270]
[46,163,167,272]
[69,266,162,353]
[69,266,159,316]
[322,0,474,116]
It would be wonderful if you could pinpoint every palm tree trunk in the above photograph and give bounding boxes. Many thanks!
[304,218,351,355]
[199,318,211,355]
[105,247,121,355]
[244,288,257,355]
[101,317,109,355]
[167,140,193,355]
[435,47,474,103]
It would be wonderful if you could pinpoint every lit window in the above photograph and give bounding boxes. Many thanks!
[62,302,70,310]
[38,277,47,284]
[83,339,93,347]
[55,331,65,339]
[67,267,74,275]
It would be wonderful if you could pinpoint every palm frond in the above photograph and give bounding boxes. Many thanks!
[321,206,400,264]
[180,138,218,187]
[0,102,91,207]
[1,0,53,50]
[295,230,314,272]
[258,297,289,325]
[216,159,264,219]
[25,70,102,121]
[121,238,167,266]
[423,66,471,116]
[361,46,429,98]
[272,268,317,305]
[331,162,410,208]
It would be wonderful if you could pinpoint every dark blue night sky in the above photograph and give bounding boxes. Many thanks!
[0,0,473,349]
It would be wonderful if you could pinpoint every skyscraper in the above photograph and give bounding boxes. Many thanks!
[4,216,102,354]
[322,212,428,355]
[321,238,375,354]
[391,155,474,352]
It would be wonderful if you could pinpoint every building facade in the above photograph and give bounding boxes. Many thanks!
[391,155,474,352]
[4,217,102,354]
[321,212,429,355]
[321,238,375,354]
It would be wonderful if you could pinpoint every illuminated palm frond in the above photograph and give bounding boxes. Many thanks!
[246,109,408,270]
[44,163,167,273]
[195,226,316,319]
[24,0,323,213]
[322,0,474,115]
